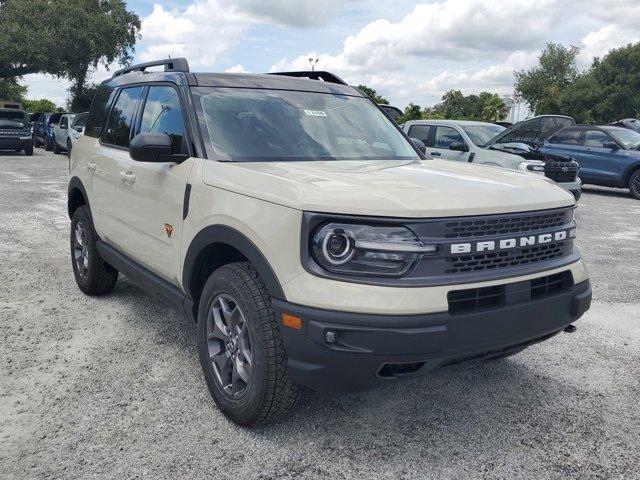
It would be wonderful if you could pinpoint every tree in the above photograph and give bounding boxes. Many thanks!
[22,98,58,113]
[0,78,27,101]
[67,83,99,112]
[357,85,389,104]
[481,94,508,122]
[560,42,640,123]
[514,43,580,115]
[0,0,140,110]
[397,103,423,124]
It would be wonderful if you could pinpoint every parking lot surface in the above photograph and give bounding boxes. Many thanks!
[1,150,639,479]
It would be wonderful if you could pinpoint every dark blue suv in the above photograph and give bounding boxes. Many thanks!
[539,125,640,199]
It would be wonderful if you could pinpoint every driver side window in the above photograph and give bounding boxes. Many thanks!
[434,126,464,148]
[139,86,187,154]
[584,130,612,148]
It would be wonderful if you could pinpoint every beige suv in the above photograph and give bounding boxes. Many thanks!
[67,58,592,426]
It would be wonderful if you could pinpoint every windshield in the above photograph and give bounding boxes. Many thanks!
[0,110,27,126]
[72,113,88,128]
[606,128,640,149]
[192,87,419,161]
[462,124,505,146]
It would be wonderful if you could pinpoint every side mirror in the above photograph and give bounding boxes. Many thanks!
[129,132,187,163]
[449,141,469,152]
[73,126,83,133]
[410,137,427,154]
[602,141,618,150]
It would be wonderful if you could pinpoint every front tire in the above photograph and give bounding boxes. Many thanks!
[629,170,640,200]
[53,140,61,154]
[70,205,118,295]
[197,263,299,427]
[24,144,34,156]
[44,137,52,151]
[67,139,72,158]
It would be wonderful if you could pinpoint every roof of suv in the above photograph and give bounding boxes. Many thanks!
[101,58,363,97]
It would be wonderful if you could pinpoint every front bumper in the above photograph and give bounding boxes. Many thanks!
[558,177,582,200]
[274,278,591,393]
[0,136,31,151]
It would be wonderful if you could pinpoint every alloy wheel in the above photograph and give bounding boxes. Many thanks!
[73,222,89,277]
[206,294,253,398]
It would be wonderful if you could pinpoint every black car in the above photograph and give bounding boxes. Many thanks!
[0,108,34,155]
[484,115,582,199]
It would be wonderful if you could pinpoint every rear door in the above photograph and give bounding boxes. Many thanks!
[111,84,194,284]
[430,125,469,161]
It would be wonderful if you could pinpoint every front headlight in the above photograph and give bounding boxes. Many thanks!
[517,160,545,175]
[311,223,438,277]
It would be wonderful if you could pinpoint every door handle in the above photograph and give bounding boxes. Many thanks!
[430,152,441,156]
[87,161,96,172]
[119,171,136,184]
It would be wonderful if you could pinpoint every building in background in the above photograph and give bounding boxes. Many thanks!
[501,95,531,123]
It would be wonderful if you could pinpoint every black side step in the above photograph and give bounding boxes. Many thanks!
[97,241,193,319]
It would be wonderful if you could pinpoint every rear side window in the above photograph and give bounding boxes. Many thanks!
[85,88,114,138]
[434,126,464,148]
[103,87,144,148]
[407,125,431,145]
[549,129,581,145]
[139,86,187,153]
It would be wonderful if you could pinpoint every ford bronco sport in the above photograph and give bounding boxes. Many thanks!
[68,58,592,426]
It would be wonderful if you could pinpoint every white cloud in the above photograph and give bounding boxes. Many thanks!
[272,0,562,75]
[579,24,639,67]
[138,1,251,68]
[227,0,357,27]
[224,64,250,73]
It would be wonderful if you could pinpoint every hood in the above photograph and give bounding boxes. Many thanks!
[202,159,574,218]
[486,115,575,149]
[0,119,27,129]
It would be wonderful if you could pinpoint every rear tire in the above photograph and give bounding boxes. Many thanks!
[70,205,118,295]
[53,140,61,154]
[197,262,299,427]
[67,139,72,158]
[629,170,640,200]
[44,137,52,151]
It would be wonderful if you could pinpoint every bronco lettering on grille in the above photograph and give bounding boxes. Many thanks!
[450,230,569,254]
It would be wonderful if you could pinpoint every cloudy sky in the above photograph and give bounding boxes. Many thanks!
[22,0,640,108]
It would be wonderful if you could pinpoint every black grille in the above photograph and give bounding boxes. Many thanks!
[445,242,566,274]
[544,161,579,183]
[448,271,573,314]
[444,210,568,239]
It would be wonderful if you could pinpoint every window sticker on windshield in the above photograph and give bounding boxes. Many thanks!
[304,109,327,117]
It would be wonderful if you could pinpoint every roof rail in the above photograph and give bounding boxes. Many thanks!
[268,71,348,85]
[112,58,190,78]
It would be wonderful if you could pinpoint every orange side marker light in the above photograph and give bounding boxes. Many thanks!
[282,313,303,330]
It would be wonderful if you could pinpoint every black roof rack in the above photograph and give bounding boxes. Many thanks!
[112,58,190,78]
[268,71,348,85]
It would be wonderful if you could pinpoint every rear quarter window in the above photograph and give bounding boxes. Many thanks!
[85,86,115,138]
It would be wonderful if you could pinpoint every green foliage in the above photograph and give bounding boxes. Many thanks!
[427,90,507,122]
[0,77,27,101]
[514,43,580,115]
[22,98,58,113]
[0,0,140,108]
[357,85,389,104]
[397,103,423,124]
[515,41,640,123]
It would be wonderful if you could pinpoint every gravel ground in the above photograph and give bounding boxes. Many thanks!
[1,150,639,480]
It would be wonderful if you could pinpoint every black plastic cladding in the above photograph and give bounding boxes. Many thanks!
[301,206,579,288]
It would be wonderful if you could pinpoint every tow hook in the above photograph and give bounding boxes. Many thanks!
[564,324,577,333]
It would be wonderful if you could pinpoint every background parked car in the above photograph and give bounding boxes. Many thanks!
[483,115,582,199]
[0,108,33,155]
[66,112,88,157]
[403,118,582,199]
[539,125,640,199]
[52,113,76,154]
[609,118,640,133]
[34,112,65,151]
